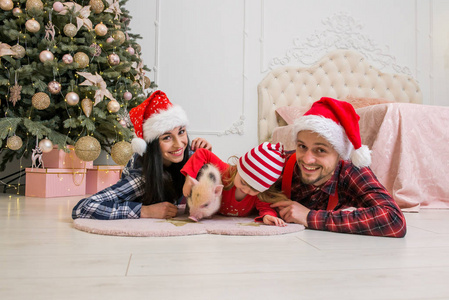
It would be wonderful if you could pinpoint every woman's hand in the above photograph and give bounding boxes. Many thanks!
[270,200,310,227]
[191,138,212,151]
[140,202,178,219]
[263,214,287,227]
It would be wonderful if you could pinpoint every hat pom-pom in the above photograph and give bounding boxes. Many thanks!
[131,137,147,156]
[350,145,371,168]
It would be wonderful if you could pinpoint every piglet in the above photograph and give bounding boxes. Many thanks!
[186,164,223,222]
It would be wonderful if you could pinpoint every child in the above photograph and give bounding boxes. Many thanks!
[181,142,288,226]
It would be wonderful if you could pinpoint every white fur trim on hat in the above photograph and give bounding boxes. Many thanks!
[294,115,371,168]
[131,136,148,156]
[142,105,189,143]
[350,145,372,168]
[294,115,353,160]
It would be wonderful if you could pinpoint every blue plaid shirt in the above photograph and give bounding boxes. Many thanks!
[72,151,190,220]
[72,154,147,219]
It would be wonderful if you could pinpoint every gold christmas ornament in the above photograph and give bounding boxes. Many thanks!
[119,119,127,127]
[25,19,40,33]
[65,92,80,105]
[62,53,73,64]
[38,138,53,153]
[126,46,135,55]
[144,76,151,89]
[107,100,120,113]
[81,98,93,117]
[111,141,133,166]
[89,43,101,57]
[11,44,25,59]
[74,52,89,68]
[123,91,132,101]
[26,0,43,11]
[32,92,50,110]
[6,136,23,151]
[63,23,78,38]
[39,50,54,63]
[52,1,64,12]
[12,7,23,16]
[89,0,104,14]
[48,80,62,94]
[94,23,108,36]
[108,53,120,66]
[131,81,141,90]
[0,0,14,11]
[112,30,125,45]
[75,136,101,162]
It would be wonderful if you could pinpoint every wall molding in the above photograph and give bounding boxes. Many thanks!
[429,0,434,105]
[155,0,247,137]
[260,0,266,73]
[261,9,413,76]
[192,0,247,136]
[153,0,160,83]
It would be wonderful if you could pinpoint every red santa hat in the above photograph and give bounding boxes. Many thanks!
[294,97,371,168]
[129,90,189,156]
[237,142,285,192]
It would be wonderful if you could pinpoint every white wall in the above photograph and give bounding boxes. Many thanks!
[4,0,449,189]
[127,0,449,159]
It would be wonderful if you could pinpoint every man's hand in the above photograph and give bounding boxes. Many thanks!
[140,202,178,219]
[191,138,212,151]
[271,200,310,227]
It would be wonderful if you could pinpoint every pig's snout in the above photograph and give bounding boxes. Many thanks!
[188,216,199,222]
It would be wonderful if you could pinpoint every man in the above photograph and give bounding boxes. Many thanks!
[271,97,406,237]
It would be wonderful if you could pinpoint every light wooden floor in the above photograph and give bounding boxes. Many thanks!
[1,193,449,300]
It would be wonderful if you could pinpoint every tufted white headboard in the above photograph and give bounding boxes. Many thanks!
[258,49,422,143]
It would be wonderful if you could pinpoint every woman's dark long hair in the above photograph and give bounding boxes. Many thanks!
[141,136,191,205]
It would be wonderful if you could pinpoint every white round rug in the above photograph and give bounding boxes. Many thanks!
[73,214,305,237]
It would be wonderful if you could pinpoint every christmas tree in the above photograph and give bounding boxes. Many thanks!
[0,0,155,171]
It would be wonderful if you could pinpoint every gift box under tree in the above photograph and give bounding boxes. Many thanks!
[25,168,87,198]
[26,145,92,198]
[42,146,93,169]
[86,165,123,194]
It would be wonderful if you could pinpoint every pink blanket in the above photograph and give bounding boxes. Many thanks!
[271,103,449,211]
[358,103,449,211]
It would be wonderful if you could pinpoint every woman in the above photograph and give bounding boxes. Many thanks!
[71,90,211,220]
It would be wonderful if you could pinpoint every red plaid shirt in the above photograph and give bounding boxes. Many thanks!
[285,158,406,237]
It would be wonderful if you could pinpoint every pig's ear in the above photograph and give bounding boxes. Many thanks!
[215,184,224,196]
[189,176,199,186]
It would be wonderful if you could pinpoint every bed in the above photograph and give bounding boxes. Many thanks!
[258,49,449,211]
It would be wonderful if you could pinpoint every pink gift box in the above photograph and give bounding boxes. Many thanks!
[42,146,93,169]
[25,168,87,198]
[86,165,123,194]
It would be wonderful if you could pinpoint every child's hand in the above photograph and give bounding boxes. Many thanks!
[183,175,198,197]
[183,175,193,197]
[263,214,287,227]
